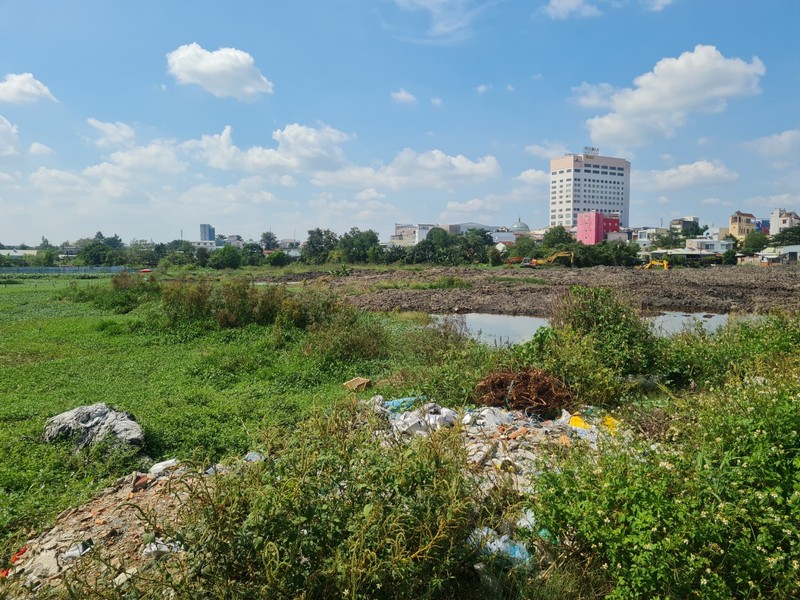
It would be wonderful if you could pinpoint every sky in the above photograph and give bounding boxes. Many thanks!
[0,0,798,246]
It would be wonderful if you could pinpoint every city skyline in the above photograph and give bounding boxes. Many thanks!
[1,1,798,246]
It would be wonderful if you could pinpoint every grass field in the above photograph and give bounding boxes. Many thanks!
[0,276,495,558]
[3,274,800,598]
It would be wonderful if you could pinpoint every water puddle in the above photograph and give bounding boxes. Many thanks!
[433,311,739,346]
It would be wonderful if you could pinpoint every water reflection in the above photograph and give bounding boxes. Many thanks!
[434,311,736,346]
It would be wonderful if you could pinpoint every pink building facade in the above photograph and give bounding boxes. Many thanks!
[576,211,620,245]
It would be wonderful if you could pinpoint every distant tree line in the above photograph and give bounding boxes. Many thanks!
[4,223,800,270]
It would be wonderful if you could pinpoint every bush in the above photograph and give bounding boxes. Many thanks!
[533,368,800,598]
[137,403,492,599]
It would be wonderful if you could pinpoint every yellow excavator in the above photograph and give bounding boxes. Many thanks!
[521,251,575,268]
[641,259,670,270]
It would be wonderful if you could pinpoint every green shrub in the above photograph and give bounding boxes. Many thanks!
[550,286,657,377]
[135,403,491,599]
[533,368,800,598]
[307,308,389,365]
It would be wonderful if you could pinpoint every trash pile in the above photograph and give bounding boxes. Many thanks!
[368,393,622,568]
[369,395,620,496]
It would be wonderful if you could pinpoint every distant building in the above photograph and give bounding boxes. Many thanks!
[200,224,215,241]
[729,211,756,241]
[190,240,217,252]
[770,208,800,234]
[670,216,699,234]
[685,238,735,253]
[576,211,620,245]
[549,148,630,228]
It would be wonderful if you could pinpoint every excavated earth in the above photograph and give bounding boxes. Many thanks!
[270,264,800,317]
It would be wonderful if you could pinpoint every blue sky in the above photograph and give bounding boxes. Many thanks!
[0,0,797,245]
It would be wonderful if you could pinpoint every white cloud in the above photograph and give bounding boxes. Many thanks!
[178,178,279,213]
[747,129,800,168]
[540,0,601,20]
[391,88,418,104]
[85,141,187,179]
[506,84,515,92]
[30,167,88,194]
[0,170,17,184]
[431,96,442,106]
[525,141,569,160]
[312,148,500,190]
[576,45,765,148]
[354,188,385,201]
[474,83,491,95]
[636,160,738,192]
[87,118,135,148]
[0,73,57,103]
[656,196,669,204]
[167,43,274,100]
[515,169,549,185]
[0,116,18,155]
[29,142,53,156]
[185,123,350,172]
[394,0,488,42]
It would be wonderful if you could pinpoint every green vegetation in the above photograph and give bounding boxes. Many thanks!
[2,276,800,598]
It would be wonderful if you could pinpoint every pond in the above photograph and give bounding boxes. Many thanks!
[433,311,737,347]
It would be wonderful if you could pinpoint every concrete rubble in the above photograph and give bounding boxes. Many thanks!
[42,403,144,449]
[4,462,187,593]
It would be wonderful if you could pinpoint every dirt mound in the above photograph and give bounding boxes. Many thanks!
[475,369,572,419]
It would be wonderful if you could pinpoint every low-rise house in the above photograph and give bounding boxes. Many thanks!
[770,208,800,235]
[685,238,735,253]
[729,211,756,241]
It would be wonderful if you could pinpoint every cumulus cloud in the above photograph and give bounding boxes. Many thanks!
[0,73,57,103]
[745,192,800,209]
[474,83,491,95]
[0,116,18,155]
[185,123,350,172]
[30,167,87,194]
[391,88,418,104]
[515,169,550,185]
[525,141,569,160]
[178,178,279,213]
[540,0,601,20]
[87,118,135,148]
[431,96,442,106]
[167,43,274,100]
[29,142,53,156]
[576,45,765,149]
[635,160,738,192]
[312,147,500,190]
[747,129,800,167]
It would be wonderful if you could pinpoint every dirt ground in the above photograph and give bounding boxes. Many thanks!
[268,264,800,317]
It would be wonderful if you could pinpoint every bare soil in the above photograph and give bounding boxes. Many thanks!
[267,264,800,317]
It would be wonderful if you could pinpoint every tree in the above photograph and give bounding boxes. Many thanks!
[742,231,769,254]
[242,243,265,266]
[76,241,111,266]
[38,237,54,249]
[721,248,738,265]
[34,248,58,267]
[301,228,339,264]
[772,225,800,247]
[260,231,279,250]
[683,222,708,238]
[458,228,493,264]
[510,237,541,259]
[652,229,684,250]
[337,228,380,263]
[208,245,242,269]
[195,247,210,267]
[541,226,575,249]
[265,250,290,267]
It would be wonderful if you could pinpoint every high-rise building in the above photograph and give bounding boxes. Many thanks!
[549,148,631,228]
[200,224,215,241]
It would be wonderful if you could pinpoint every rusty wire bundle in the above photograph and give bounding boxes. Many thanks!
[474,368,573,419]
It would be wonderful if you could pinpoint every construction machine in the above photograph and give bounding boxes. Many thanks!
[641,259,670,270]
[521,251,575,268]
